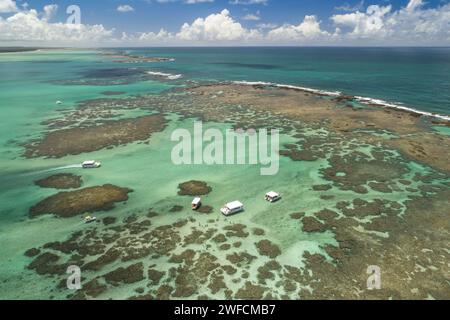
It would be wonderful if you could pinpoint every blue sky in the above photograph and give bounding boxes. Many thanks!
[18,0,446,32]
[1,0,450,46]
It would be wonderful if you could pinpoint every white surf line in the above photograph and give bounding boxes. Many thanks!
[354,96,450,122]
[147,71,183,80]
[232,80,450,122]
[232,80,341,97]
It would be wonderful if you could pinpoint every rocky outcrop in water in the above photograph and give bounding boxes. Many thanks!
[35,173,82,189]
[177,180,212,196]
[29,184,133,218]
[24,115,166,158]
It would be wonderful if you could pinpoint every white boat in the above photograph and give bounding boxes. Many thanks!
[192,197,202,210]
[56,101,63,105]
[82,160,101,169]
[220,201,244,216]
[265,191,281,203]
[84,216,97,224]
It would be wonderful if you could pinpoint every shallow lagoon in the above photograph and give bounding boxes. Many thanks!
[0,49,449,300]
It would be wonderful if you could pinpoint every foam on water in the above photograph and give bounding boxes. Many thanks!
[19,164,83,177]
[354,96,450,121]
[147,71,183,80]
[233,80,342,97]
[233,80,450,121]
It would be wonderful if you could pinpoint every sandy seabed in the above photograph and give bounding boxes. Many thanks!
[2,81,449,300]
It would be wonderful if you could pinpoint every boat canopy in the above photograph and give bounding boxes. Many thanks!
[83,160,96,165]
[225,201,244,210]
[192,197,201,205]
[266,191,279,198]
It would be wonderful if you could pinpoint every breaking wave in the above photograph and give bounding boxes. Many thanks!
[232,80,450,121]
[147,71,183,80]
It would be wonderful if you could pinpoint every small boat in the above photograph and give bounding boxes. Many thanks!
[84,216,97,224]
[82,160,101,169]
[265,191,281,203]
[220,201,244,216]
[192,197,202,210]
[56,101,63,105]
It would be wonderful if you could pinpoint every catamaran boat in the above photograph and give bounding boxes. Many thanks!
[82,160,101,169]
[220,201,244,216]
[265,191,281,203]
[192,197,202,210]
[84,216,97,224]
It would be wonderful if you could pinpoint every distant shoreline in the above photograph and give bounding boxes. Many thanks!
[0,47,40,53]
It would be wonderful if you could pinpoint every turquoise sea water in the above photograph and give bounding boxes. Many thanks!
[127,47,450,116]
[0,48,448,299]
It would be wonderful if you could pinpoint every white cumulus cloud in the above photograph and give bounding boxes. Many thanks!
[267,15,329,42]
[176,9,261,42]
[43,4,58,21]
[122,28,174,44]
[0,9,114,45]
[331,0,450,44]
[243,11,260,21]
[117,5,134,13]
[1,0,450,46]
[0,0,17,13]
[331,5,392,37]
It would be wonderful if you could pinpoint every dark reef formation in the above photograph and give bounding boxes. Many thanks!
[35,173,82,189]
[24,115,167,158]
[29,184,133,218]
[177,180,212,196]
[18,82,450,300]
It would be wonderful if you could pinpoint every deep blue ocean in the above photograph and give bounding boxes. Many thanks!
[126,47,450,116]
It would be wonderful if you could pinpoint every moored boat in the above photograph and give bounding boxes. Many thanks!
[265,191,281,203]
[220,201,244,216]
[192,197,202,210]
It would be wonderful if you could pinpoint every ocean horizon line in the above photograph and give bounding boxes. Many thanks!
[2,46,450,50]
